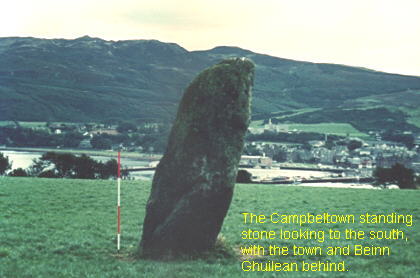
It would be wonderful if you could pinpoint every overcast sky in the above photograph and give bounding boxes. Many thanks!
[2,0,420,76]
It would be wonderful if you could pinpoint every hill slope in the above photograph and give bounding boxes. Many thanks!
[1,177,419,277]
[1,36,420,131]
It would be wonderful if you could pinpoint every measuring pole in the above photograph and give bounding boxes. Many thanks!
[117,151,121,251]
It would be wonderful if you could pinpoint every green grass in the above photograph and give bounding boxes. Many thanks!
[18,122,48,129]
[249,120,264,128]
[0,177,419,277]
[250,112,371,138]
[341,90,420,128]
[399,107,420,129]
[0,121,47,129]
[250,109,321,128]
[274,108,321,120]
[0,121,14,127]
[287,123,369,137]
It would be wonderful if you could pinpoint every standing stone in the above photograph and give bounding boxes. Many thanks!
[139,58,254,258]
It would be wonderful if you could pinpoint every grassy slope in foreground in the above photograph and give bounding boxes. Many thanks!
[0,177,419,278]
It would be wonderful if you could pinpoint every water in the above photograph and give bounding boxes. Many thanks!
[1,150,379,188]
[1,150,154,180]
[246,168,331,181]
[1,150,40,170]
[2,150,331,181]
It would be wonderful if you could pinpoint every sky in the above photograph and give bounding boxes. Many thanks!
[2,0,420,76]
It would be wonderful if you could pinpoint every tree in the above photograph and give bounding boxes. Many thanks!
[302,143,312,151]
[90,135,112,149]
[73,154,98,179]
[273,150,287,162]
[390,163,415,189]
[373,167,391,185]
[38,170,59,178]
[27,152,124,180]
[382,130,415,149]
[27,158,49,177]
[347,140,362,151]
[0,152,12,175]
[243,144,261,156]
[40,152,76,178]
[98,159,118,179]
[117,122,137,133]
[374,163,415,189]
[62,132,84,148]
[236,169,252,183]
[8,168,28,177]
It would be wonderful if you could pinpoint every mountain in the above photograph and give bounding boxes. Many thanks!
[1,36,420,132]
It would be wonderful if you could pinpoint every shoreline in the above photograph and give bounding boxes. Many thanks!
[0,146,162,161]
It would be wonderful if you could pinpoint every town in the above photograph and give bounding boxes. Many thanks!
[241,119,419,186]
[1,119,419,188]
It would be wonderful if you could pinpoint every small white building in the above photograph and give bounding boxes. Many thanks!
[240,155,273,168]
[264,118,289,133]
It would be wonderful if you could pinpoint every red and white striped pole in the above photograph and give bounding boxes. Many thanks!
[117,151,121,251]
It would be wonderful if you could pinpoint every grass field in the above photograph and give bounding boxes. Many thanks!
[249,121,369,138]
[250,109,321,128]
[249,120,264,128]
[0,121,48,129]
[0,177,419,277]
[0,121,15,127]
[287,123,368,138]
[341,90,420,128]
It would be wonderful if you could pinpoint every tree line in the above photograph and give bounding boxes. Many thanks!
[373,163,417,189]
[0,124,169,153]
[0,152,128,179]
[1,152,418,189]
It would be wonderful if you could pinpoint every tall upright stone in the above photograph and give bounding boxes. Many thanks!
[139,58,254,258]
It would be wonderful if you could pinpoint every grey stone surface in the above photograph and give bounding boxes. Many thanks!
[139,58,254,258]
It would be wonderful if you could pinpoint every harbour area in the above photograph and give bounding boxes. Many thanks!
[1,149,395,188]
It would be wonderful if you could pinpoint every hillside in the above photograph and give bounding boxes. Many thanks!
[1,177,419,277]
[1,36,420,131]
